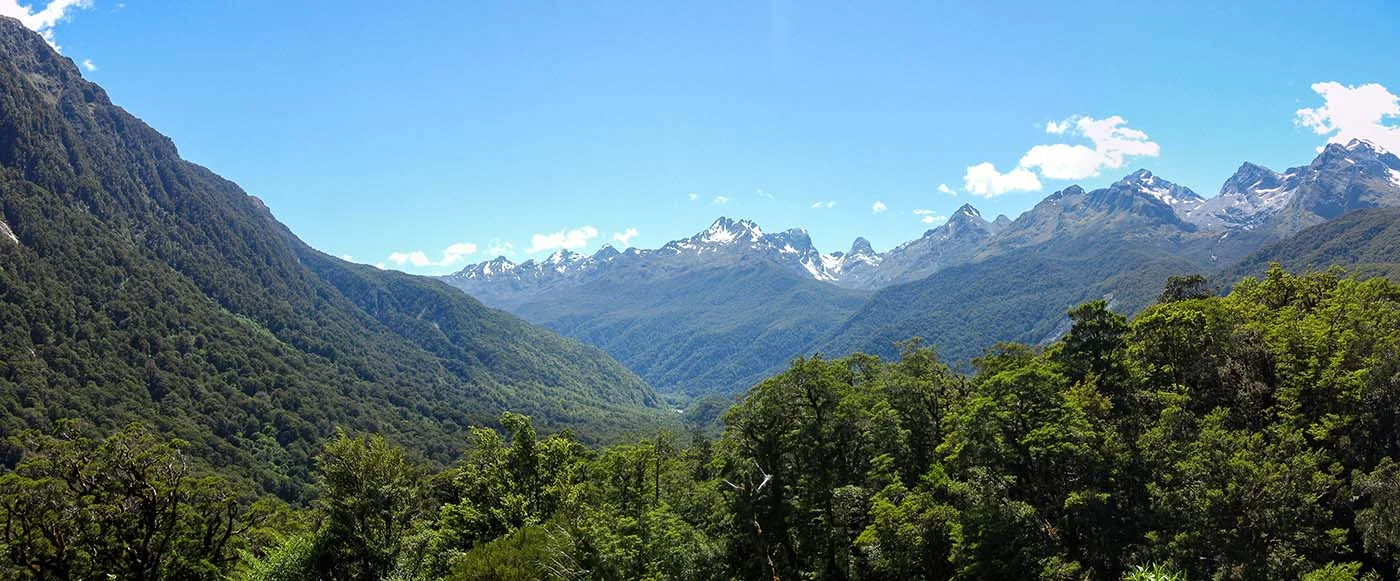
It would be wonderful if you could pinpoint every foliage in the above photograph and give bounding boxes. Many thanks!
[10,169,1400,580]
[218,268,1400,579]
[0,18,669,503]
[0,422,270,579]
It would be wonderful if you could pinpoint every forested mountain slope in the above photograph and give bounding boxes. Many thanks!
[1222,207,1400,282]
[512,259,870,398]
[819,237,1200,365]
[0,16,663,497]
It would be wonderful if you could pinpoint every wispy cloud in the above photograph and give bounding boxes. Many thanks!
[810,200,836,209]
[687,192,699,201]
[1296,81,1400,153]
[527,225,598,254]
[937,183,955,196]
[756,189,774,199]
[340,254,354,261]
[871,201,887,214]
[486,239,516,257]
[612,227,639,246]
[79,57,95,71]
[385,242,478,268]
[912,209,948,225]
[712,195,730,205]
[0,0,94,51]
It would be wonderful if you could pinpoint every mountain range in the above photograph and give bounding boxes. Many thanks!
[446,139,1400,399]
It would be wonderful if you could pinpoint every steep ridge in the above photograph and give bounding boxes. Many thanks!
[0,17,662,496]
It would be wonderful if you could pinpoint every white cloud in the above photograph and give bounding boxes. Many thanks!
[1018,143,1101,181]
[921,214,946,225]
[687,192,698,201]
[962,115,1159,196]
[1295,81,1400,153]
[937,183,955,196]
[962,163,1042,197]
[712,195,729,205]
[913,208,936,215]
[0,0,94,51]
[374,262,386,270]
[341,254,354,261]
[756,189,774,199]
[526,225,598,254]
[79,58,95,71]
[871,201,887,214]
[441,242,478,264]
[385,242,478,268]
[810,200,836,209]
[612,227,639,246]
[486,239,516,257]
[1018,115,1160,180]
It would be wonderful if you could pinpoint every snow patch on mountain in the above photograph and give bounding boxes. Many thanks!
[1117,170,1206,216]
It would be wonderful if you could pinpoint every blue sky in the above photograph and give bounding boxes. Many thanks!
[12,0,1400,273]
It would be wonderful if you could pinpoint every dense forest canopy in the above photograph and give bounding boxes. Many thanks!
[4,267,1400,580]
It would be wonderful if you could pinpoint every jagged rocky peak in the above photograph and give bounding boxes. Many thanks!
[545,249,586,266]
[1220,162,1284,196]
[761,227,819,259]
[953,203,982,219]
[1305,139,1400,188]
[943,203,991,233]
[1314,138,1385,167]
[848,236,876,256]
[592,244,621,260]
[779,227,813,244]
[482,255,516,271]
[991,214,1012,231]
[1045,184,1085,203]
[1111,169,1205,212]
[695,216,764,244]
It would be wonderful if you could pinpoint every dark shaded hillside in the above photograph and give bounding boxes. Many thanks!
[513,259,871,398]
[0,17,662,497]
[820,240,1200,365]
[1221,207,1400,282]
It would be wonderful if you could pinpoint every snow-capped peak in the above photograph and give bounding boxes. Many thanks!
[1345,138,1382,154]
[1116,169,1204,209]
[480,256,516,276]
[698,217,763,244]
[546,250,586,270]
